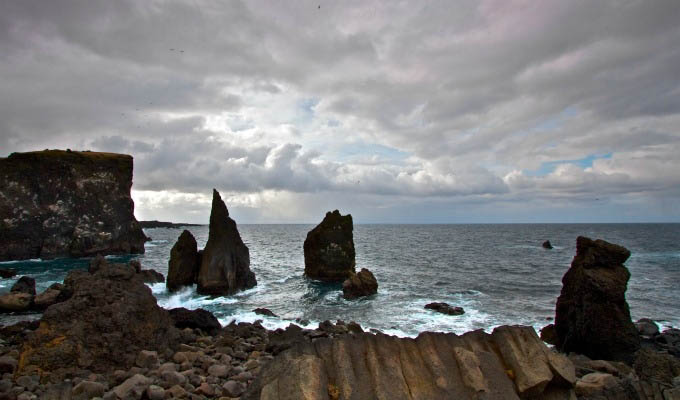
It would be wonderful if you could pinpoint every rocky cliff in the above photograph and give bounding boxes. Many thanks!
[0,150,147,260]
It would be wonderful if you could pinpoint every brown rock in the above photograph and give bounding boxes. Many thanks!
[554,236,640,362]
[342,268,378,299]
[0,292,33,313]
[197,189,256,295]
[167,230,199,291]
[303,210,356,282]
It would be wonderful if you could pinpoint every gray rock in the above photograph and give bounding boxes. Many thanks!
[113,374,151,399]
[15,375,39,391]
[135,350,159,369]
[222,380,246,397]
[167,230,199,292]
[161,370,187,387]
[207,364,230,378]
[72,380,106,399]
[342,268,378,299]
[11,276,36,295]
[146,385,165,400]
[635,318,659,337]
[0,356,17,374]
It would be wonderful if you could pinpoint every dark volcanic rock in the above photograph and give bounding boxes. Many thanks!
[342,268,378,299]
[425,302,465,316]
[554,236,640,362]
[0,150,147,261]
[18,258,180,377]
[33,282,71,310]
[167,230,199,291]
[138,268,165,283]
[11,276,36,295]
[542,240,553,249]
[168,307,221,334]
[196,189,256,295]
[540,324,558,346]
[254,308,278,317]
[303,210,356,282]
[245,325,576,400]
[139,220,202,229]
[0,268,16,279]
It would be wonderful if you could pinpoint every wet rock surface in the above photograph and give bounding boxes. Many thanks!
[197,189,256,295]
[342,268,378,299]
[168,307,221,335]
[304,210,356,282]
[0,150,147,261]
[555,236,640,362]
[425,302,465,316]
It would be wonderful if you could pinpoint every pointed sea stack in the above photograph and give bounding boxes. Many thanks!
[554,236,640,362]
[196,189,256,295]
[167,230,200,292]
[304,210,356,281]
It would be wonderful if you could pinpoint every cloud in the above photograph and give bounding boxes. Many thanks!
[2,0,680,222]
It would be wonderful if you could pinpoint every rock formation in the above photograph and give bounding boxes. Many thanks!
[425,302,465,316]
[543,240,553,249]
[167,307,221,335]
[11,276,36,295]
[554,236,640,362]
[342,268,378,299]
[167,230,200,291]
[18,257,180,376]
[244,325,576,400]
[0,150,147,261]
[304,210,356,281]
[196,189,256,295]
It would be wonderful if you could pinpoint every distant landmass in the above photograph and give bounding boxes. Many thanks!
[139,220,204,229]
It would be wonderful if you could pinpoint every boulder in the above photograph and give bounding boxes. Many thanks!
[342,268,378,299]
[303,210,356,282]
[425,302,465,316]
[554,236,640,362]
[0,150,147,261]
[542,240,553,249]
[0,269,16,279]
[196,189,256,295]
[138,269,165,283]
[0,292,33,313]
[166,230,199,291]
[254,308,278,317]
[33,283,71,310]
[540,324,558,346]
[245,325,576,400]
[17,257,180,377]
[635,318,659,337]
[168,307,221,334]
[11,276,36,295]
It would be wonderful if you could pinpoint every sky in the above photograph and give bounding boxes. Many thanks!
[1,0,679,223]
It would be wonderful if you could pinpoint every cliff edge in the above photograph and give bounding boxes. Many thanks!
[0,150,147,260]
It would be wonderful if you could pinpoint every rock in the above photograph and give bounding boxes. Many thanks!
[166,385,187,398]
[223,380,246,397]
[196,382,215,397]
[138,269,165,283]
[168,307,221,334]
[245,325,575,400]
[540,324,558,345]
[113,374,151,399]
[18,258,180,377]
[253,308,277,317]
[161,370,187,387]
[633,348,680,386]
[425,302,465,316]
[0,269,16,279]
[72,380,106,399]
[342,268,378,299]
[575,372,618,396]
[347,321,364,333]
[554,236,640,362]
[0,292,33,313]
[135,350,159,369]
[542,240,553,249]
[33,283,70,310]
[0,150,147,261]
[635,318,659,337]
[146,385,165,400]
[11,276,36,295]
[196,189,256,295]
[207,364,230,378]
[303,210,356,282]
[15,374,39,391]
[166,230,199,291]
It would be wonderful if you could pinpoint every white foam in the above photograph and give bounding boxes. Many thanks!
[219,311,295,331]
[0,258,42,264]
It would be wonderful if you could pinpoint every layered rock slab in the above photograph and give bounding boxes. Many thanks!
[197,189,256,295]
[0,150,146,260]
[555,236,640,362]
[244,325,576,400]
[304,210,356,282]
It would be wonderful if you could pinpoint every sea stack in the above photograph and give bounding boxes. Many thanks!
[304,210,356,281]
[554,236,640,362]
[196,189,256,295]
[0,150,147,261]
[167,230,200,292]
[342,268,378,299]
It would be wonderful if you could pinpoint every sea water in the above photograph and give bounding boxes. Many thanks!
[2,224,679,336]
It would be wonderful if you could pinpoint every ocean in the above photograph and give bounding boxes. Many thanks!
[1,224,678,336]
